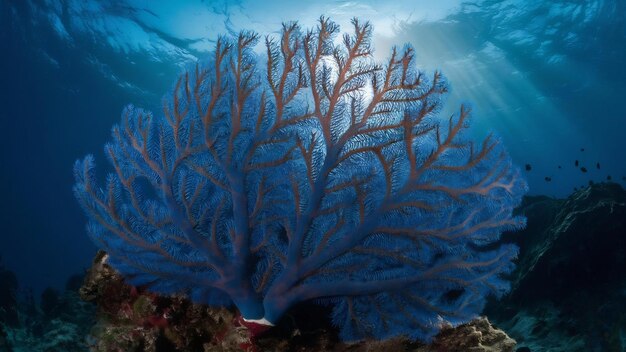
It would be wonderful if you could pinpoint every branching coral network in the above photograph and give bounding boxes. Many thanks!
[74,17,526,341]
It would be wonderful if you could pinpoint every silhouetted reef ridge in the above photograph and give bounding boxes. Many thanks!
[486,182,626,351]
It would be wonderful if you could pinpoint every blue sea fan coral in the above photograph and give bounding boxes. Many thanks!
[73,17,527,341]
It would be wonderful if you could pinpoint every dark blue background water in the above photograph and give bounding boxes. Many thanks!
[1,0,625,295]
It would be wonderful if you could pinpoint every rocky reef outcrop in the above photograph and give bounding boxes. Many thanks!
[486,182,626,351]
[0,265,95,352]
[0,260,19,329]
[78,251,516,352]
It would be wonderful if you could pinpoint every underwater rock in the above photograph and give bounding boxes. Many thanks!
[81,251,516,351]
[79,250,118,302]
[80,251,247,351]
[417,317,516,352]
[0,260,95,352]
[492,302,588,352]
[0,262,19,327]
[259,315,515,352]
[507,182,625,300]
[0,323,12,352]
[0,289,95,351]
[487,182,626,351]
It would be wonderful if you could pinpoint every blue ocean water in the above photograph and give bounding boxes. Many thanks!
[0,0,624,349]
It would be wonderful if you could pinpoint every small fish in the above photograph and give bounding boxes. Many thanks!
[525,164,532,171]
[596,162,601,169]
[575,160,579,167]
[589,180,594,186]
[581,167,587,173]
[558,165,562,169]
[544,177,552,182]
[581,148,585,152]
[607,175,612,180]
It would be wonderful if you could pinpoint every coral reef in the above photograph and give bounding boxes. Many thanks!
[486,182,626,351]
[80,251,247,351]
[0,264,95,352]
[416,317,516,352]
[74,17,526,341]
[80,251,517,351]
